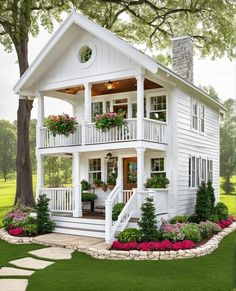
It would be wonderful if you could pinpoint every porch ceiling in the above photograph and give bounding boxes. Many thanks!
[57,78,162,96]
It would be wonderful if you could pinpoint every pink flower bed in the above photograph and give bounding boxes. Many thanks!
[9,227,24,236]
[218,216,235,229]
[112,239,196,251]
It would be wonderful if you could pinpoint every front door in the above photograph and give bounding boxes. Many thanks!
[123,157,137,190]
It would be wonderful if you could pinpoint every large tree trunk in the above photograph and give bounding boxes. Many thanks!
[14,39,35,207]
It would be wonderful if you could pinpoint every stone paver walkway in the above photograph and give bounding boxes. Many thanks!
[0,247,74,291]
[0,267,34,277]
[0,279,28,291]
[29,247,74,260]
[9,257,54,270]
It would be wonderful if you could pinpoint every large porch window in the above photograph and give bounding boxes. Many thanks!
[88,158,101,184]
[149,95,167,122]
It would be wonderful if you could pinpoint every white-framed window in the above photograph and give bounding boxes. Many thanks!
[149,95,167,122]
[191,98,205,133]
[199,104,205,133]
[88,159,101,184]
[189,156,213,187]
[207,160,213,182]
[132,103,137,118]
[192,100,198,130]
[91,102,103,122]
[150,158,165,177]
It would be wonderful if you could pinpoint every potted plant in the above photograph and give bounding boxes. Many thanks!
[81,179,90,192]
[144,175,169,189]
[95,111,127,132]
[107,174,117,191]
[82,193,97,212]
[93,179,102,188]
[101,181,108,192]
[45,113,78,137]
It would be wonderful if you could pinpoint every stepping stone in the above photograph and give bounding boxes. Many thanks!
[9,257,54,270]
[0,267,34,276]
[29,247,74,260]
[0,279,28,291]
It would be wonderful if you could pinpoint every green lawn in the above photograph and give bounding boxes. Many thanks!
[0,233,235,291]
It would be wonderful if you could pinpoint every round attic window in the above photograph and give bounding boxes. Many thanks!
[79,46,92,63]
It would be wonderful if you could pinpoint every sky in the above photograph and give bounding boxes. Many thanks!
[0,23,235,122]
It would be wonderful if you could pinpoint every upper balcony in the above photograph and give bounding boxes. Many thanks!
[39,118,167,148]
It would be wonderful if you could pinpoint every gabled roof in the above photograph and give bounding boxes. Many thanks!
[14,11,226,111]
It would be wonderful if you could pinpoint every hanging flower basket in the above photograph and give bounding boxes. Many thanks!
[95,112,127,132]
[45,114,78,137]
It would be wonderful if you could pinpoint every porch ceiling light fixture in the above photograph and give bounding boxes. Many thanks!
[106,152,113,160]
[105,81,119,90]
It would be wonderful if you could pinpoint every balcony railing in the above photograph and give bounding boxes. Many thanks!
[40,118,166,148]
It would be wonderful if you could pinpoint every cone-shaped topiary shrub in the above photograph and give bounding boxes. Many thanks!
[138,196,160,241]
[35,194,55,233]
[195,182,211,222]
[207,181,215,210]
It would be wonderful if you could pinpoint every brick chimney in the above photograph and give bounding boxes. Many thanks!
[172,36,193,83]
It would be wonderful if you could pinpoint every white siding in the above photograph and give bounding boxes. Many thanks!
[175,90,220,214]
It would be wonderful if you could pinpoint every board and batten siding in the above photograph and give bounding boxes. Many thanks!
[175,90,220,214]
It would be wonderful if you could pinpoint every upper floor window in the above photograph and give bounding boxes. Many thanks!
[149,95,167,122]
[150,158,165,177]
[191,98,205,133]
[92,102,103,122]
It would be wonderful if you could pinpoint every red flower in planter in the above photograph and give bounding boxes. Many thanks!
[181,240,196,249]
[9,227,24,236]
[218,219,232,229]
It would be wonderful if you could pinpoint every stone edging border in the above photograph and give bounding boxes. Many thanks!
[0,222,236,260]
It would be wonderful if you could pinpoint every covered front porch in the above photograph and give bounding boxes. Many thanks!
[37,147,169,242]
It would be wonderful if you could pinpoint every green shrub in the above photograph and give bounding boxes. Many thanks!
[221,180,235,195]
[35,194,55,233]
[117,228,140,243]
[213,202,228,220]
[112,203,125,221]
[180,223,201,242]
[188,214,199,223]
[207,181,215,210]
[81,180,90,191]
[208,214,219,223]
[138,196,159,241]
[144,175,169,189]
[81,193,97,202]
[170,215,188,224]
[195,182,211,222]
[24,224,38,236]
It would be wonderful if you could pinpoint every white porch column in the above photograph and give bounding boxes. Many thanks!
[136,75,145,140]
[136,147,146,217]
[36,154,44,202]
[73,152,82,217]
[117,156,123,202]
[36,92,44,148]
[84,83,92,122]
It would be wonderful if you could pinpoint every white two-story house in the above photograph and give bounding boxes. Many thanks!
[14,12,225,243]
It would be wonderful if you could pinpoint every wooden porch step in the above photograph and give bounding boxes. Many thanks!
[52,216,105,225]
[54,220,105,231]
[54,227,105,238]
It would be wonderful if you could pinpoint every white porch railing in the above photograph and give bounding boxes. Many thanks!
[85,119,137,144]
[40,125,82,148]
[122,190,134,203]
[41,188,75,213]
[143,118,166,143]
[140,188,168,214]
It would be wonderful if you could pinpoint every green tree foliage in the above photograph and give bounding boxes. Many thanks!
[0,120,16,181]
[35,194,55,233]
[200,85,222,103]
[220,99,236,194]
[195,182,211,222]
[138,196,159,241]
[77,0,236,62]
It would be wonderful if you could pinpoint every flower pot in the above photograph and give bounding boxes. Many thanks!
[108,184,115,191]
[102,184,108,192]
